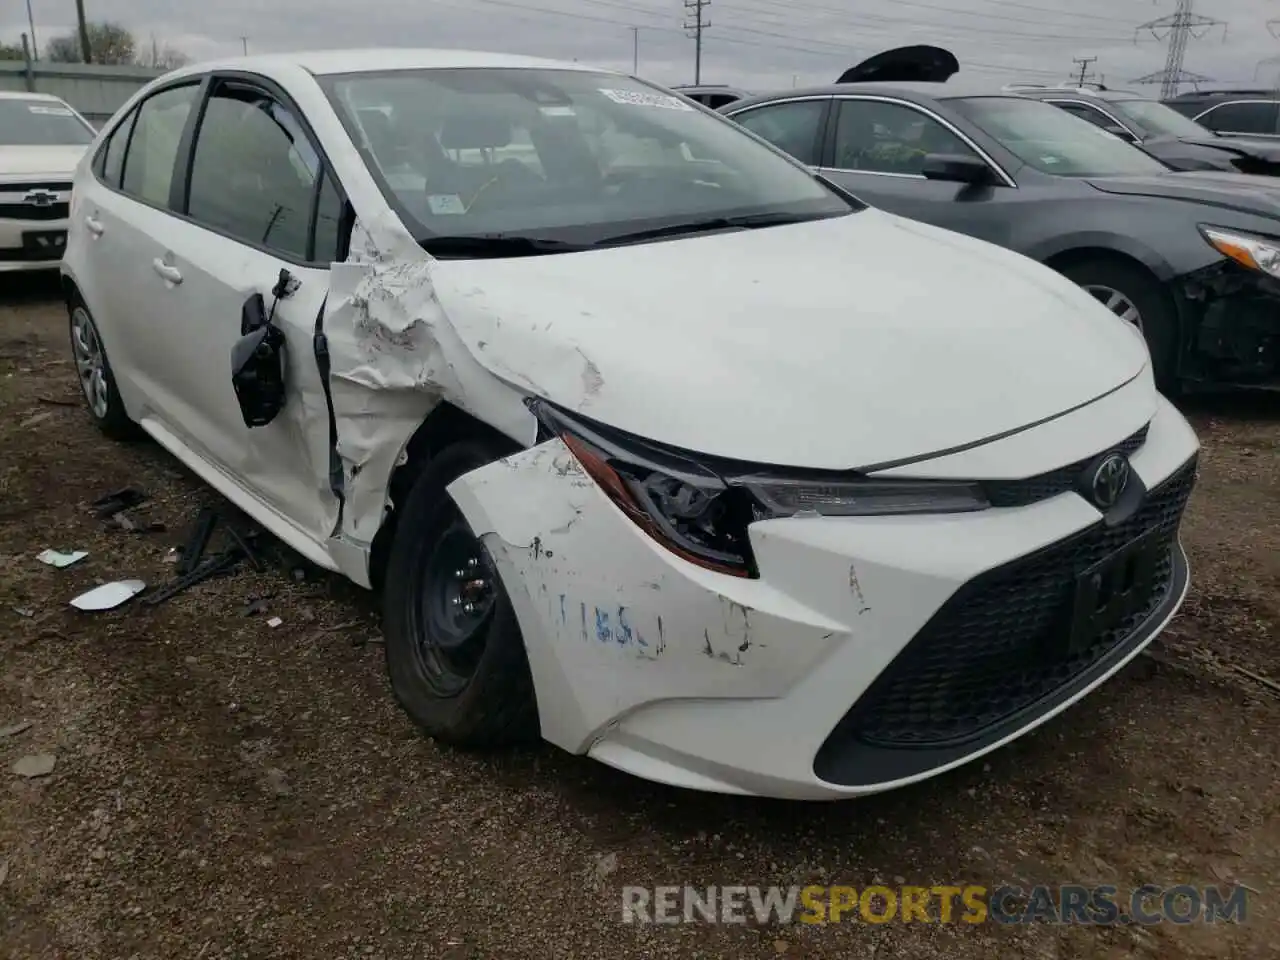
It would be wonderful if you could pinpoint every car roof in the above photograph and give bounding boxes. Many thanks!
[0,90,65,102]
[163,48,606,80]
[1166,88,1280,101]
[1010,86,1148,103]
[724,79,1021,111]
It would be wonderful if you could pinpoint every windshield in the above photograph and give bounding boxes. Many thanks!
[319,68,855,250]
[949,96,1169,177]
[1112,99,1214,139]
[0,99,94,146]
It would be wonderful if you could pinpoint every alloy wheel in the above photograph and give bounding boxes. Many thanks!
[70,306,110,419]
[1082,284,1144,334]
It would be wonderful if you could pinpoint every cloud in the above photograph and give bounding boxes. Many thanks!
[3,0,1278,91]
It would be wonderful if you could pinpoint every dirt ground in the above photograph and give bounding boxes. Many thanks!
[1,273,1277,960]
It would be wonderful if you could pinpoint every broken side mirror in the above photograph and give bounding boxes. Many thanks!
[231,292,287,428]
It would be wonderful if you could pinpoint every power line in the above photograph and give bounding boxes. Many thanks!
[1132,0,1225,99]
[685,0,711,85]
[718,0,1133,44]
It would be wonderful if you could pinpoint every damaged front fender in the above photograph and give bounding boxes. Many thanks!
[445,438,846,754]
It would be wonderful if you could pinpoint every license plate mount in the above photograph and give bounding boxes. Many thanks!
[1064,529,1166,658]
[22,229,66,258]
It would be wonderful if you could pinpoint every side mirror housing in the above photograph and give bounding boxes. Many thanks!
[921,153,993,184]
[231,292,287,428]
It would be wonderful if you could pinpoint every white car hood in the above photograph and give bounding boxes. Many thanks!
[427,209,1150,471]
[0,144,86,180]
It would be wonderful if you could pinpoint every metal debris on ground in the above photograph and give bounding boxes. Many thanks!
[267,617,284,628]
[91,487,147,520]
[143,507,266,607]
[19,411,55,429]
[70,579,147,612]
[0,721,33,738]
[11,754,56,778]
[12,607,34,618]
[36,549,88,568]
[36,394,79,407]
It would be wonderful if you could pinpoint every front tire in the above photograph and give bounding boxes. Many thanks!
[382,440,539,747]
[1058,258,1179,393]
[67,298,138,440]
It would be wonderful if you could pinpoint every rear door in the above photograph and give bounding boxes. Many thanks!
[147,73,349,544]
[72,79,204,418]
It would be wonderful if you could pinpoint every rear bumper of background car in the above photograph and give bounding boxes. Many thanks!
[447,393,1200,800]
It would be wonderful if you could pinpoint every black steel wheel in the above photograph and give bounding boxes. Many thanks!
[382,440,539,746]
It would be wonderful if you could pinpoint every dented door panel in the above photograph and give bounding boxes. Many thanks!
[446,438,847,753]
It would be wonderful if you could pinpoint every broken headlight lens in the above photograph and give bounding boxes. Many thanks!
[534,402,989,579]
[1201,226,1280,280]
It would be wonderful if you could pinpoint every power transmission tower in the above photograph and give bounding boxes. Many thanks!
[1072,56,1098,86]
[1132,0,1225,99]
[684,0,710,86]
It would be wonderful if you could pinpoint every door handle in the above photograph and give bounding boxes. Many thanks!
[152,258,183,285]
[85,216,104,237]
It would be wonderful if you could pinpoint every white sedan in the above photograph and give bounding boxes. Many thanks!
[61,49,1199,800]
[0,91,96,272]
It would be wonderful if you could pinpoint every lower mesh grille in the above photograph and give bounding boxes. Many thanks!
[837,456,1197,749]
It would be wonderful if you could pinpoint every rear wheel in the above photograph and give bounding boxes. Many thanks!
[381,441,539,746]
[68,299,138,440]
[1058,258,1179,393]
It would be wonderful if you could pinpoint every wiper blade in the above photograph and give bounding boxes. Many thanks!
[422,234,589,258]
[596,211,823,247]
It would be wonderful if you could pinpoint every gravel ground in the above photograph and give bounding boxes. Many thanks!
[1,274,1277,959]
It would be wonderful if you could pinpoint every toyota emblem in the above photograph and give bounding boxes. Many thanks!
[1089,453,1131,509]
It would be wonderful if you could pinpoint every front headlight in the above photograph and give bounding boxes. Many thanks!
[532,402,988,578]
[1200,225,1280,279]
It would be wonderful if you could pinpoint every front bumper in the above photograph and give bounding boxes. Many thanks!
[448,393,1199,800]
[0,184,71,272]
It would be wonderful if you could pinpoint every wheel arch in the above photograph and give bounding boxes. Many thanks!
[367,401,523,593]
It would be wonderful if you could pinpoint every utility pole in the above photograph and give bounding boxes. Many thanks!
[1132,0,1225,99]
[1072,56,1097,86]
[75,0,92,63]
[630,26,638,74]
[240,36,249,55]
[684,0,710,86]
[25,0,37,59]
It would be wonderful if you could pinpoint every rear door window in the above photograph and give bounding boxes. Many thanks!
[731,100,827,165]
[1198,101,1280,135]
[120,84,200,208]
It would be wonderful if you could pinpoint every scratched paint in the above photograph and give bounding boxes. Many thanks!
[848,564,872,615]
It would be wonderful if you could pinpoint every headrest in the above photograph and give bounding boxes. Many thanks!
[439,113,513,150]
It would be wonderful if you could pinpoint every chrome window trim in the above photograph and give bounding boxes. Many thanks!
[826,94,1018,188]
[1043,98,1139,140]
[1190,99,1280,136]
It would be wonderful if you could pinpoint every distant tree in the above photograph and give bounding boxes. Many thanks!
[134,34,191,70]
[0,42,26,61]
[46,21,135,65]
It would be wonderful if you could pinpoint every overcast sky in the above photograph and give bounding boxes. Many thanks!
[5,0,1280,91]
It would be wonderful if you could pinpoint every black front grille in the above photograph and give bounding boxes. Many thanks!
[836,456,1197,750]
[0,201,69,221]
[982,424,1149,508]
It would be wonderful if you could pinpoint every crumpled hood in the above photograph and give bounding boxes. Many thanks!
[1087,170,1280,217]
[428,210,1149,470]
[0,144,86,180]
